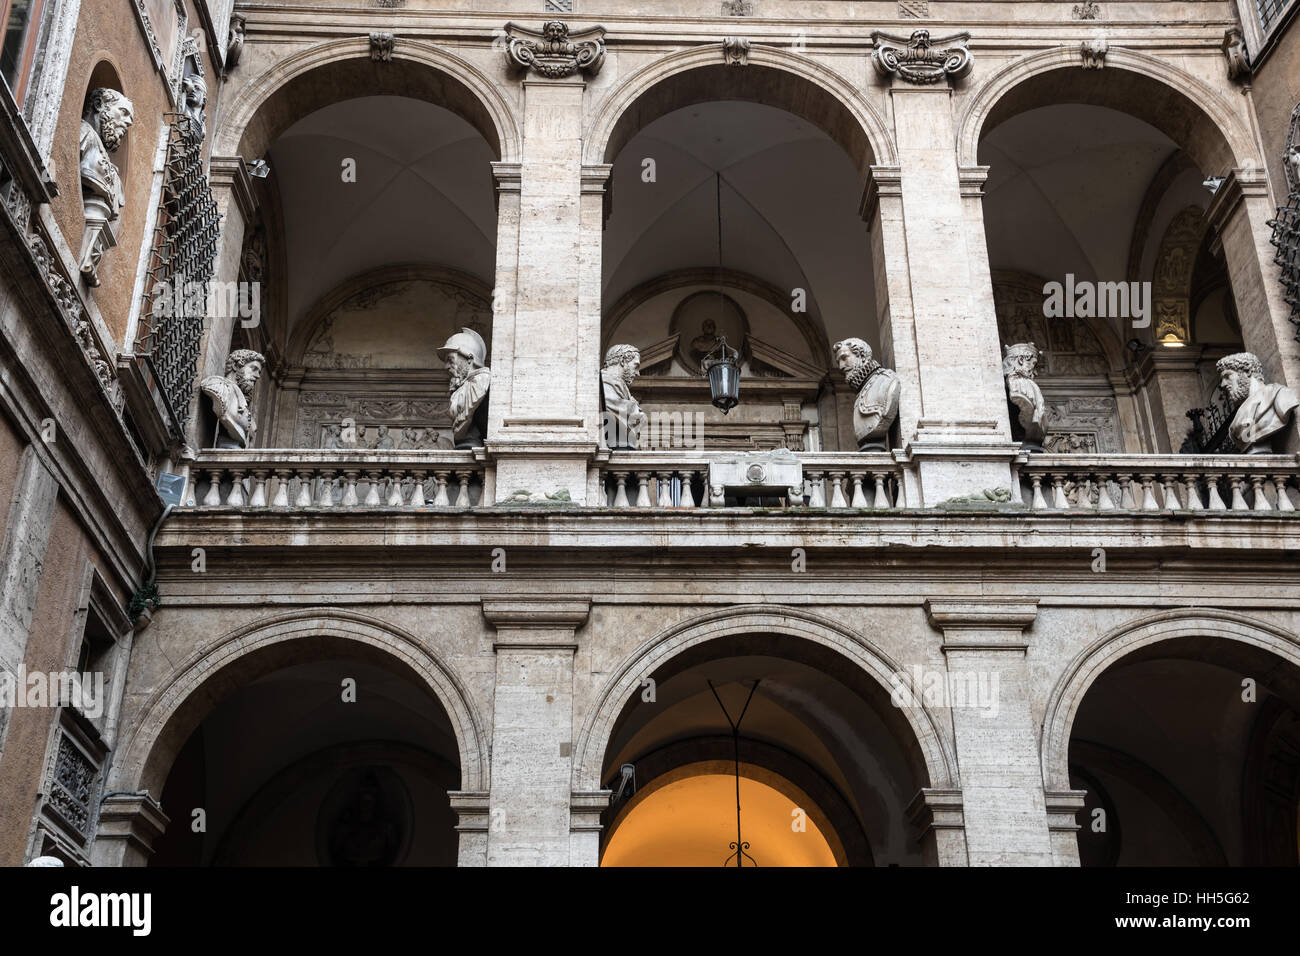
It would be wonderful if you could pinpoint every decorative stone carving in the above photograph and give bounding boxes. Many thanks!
[179,37,207,143]
[1222,27,1249,82]
[871,30,972,84]
[600,344,648,450]
[370,31,394,63]
[707,448,804,506]
[1072,0,1103,19]
[1081,33,1107,70]
[833,338,901,451]
[722,0,752,14]
[1217,352,1300,453]
[48,733,98,837]
[438,327,490,449]
[898,1,930,17]
[723,37,750,66]
[78,88,134,285]
[1003,343,1047,450]
[200,349,266,448]
[227,13,246,68]
[503,21,606,78]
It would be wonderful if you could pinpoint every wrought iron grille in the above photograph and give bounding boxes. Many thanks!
[1257,0,1293,31]
[135,114,220,430]
[1269,192,1300,342]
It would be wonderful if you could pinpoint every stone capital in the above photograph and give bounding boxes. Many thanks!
[1044,789,1088,833]
[860,164,903,225]
[906,787,965,833]
[482,596,591,633]
[91,791,169,866]
[1204,166,1270,239]
[208,155,257,224]
[570,789,612,833]
[926,599,1038,652]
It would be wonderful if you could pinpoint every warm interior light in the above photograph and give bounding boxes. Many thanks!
[1159,334,1187,348]
[601,772,839,867]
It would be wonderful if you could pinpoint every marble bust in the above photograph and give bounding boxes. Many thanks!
[1003,342,1047,450]
[600,344,648,450]
[78,88,134,283]
[833,337,901,451]
[437,327,490,449]
[1217,352,1300,453]
[200,349,265,449]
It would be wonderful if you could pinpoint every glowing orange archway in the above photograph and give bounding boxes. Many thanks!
[602,771,839,867]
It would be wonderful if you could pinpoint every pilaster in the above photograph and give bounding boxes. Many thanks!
[91,791,169,867]
[926,599,1053,865]
[481,597,590,865]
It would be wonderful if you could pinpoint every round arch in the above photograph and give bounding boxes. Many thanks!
[583,45,896,172]
[112,608,490,797]
[1041,608,1300,792]
[956,47,1259,174]
[214,37,522,164]
[572,605,957,794]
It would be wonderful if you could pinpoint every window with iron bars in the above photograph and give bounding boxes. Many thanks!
[1272,193,1300,340]
[134,113,220,432]
[1257,0,1294,32]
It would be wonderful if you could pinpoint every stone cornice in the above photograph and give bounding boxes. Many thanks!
[208,155,257,224]
[1205,165,1271,237]
[482,596,592,629]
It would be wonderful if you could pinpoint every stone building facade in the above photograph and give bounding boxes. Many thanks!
[0,0,1299,867]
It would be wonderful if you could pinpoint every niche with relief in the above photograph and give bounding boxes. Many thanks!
[275,265,492,449]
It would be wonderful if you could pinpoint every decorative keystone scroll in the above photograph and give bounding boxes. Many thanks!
[870,29,972,84]
[503,20,606,78]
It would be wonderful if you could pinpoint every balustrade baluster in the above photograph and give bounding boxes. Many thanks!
[1160,475,1181,510]
[612,471,630,507]
[1093,473,1114,510]
[849,472,868,508]
[1205,474,1227,510]
[807,472,826,508]
[1051,474,1070,510]
[1028,473,1047,510]
[341,471,359,507]
[1182,474,1204,510]
[829,473,848,508]
[657,472,673,508]
[635,473,651,507]
[248,470,268,507]
[431,471,450,507]
[1249,474,1271,511]
[271,469,292,508]
[456,471,473,508]
[317,470,336,507]
[1137,474,1159,510]
[872,472,891,509]
[678,471,696,508]
[386,472,406,506]
[1274,475,1295,512]
[295,470,314,507]
[202,469,223,507]
[363,472,382,506]
[1229,474,1250,511]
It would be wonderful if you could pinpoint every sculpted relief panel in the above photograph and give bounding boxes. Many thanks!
[288,273,491,448]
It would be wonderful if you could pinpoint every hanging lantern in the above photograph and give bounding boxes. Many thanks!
[703,336,741,413]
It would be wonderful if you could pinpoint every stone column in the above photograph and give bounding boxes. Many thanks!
[925,600,1053,865]
[870,88,1017,505]
[485,77,599,503]
[1139,345,1207,452]
[481,598,589,865]
[0,445,58,761]
[91,792,169,867]
[1206,167,1300,390]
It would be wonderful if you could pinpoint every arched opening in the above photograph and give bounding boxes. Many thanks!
[973,60,1253,454]
[596,63,885,466]
[1060,629,1300,865]
[591,628,940,867]
[143,635,466,866]
[212,53,507,452]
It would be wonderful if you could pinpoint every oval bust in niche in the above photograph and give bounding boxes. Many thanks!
[315,766,412,867]
[669,291,749,376]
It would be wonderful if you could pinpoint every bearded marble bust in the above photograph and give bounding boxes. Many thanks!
[833,337,901,451]
[1217,352,1300,453]
[79,89,134,217]
[201,349,265,449]
[1003,342,1047,450]
[600,344,648,450]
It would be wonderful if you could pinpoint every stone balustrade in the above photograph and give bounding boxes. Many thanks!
[1017,454,1300,512]
[594,451,905,508]
[186,449,487,509]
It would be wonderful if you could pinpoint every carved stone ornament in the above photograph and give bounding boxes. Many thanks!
[871,30,972,84]
[1072,0,1103,19]
[898,0,930,17]
[179,37,207,143]
[1081,32,1107,70]
[227,13,246,68]
[721,0,753,14]
[78,88,134,285]
[370,31,394,63]
[437,327,490,449]
[1217,352,1300,454]
[1003,342,1047,450]
[832,337,901,451]
[1222,27,1250,82]
[600,344,648,450]
[503,21,606,78]
[1286,102,1300,194]
[723,37,750,66]
[200,349,266,448]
